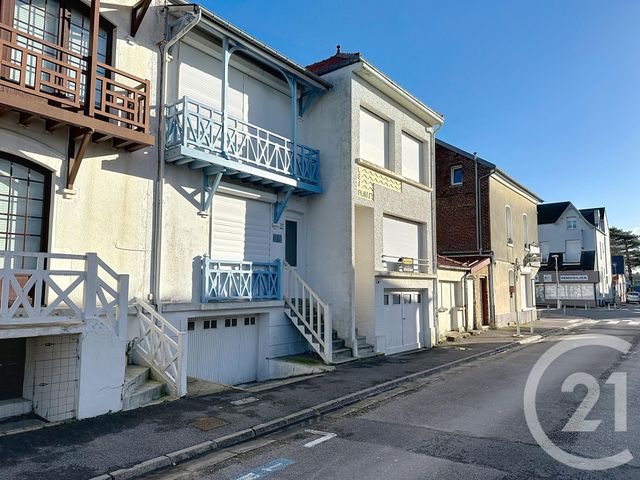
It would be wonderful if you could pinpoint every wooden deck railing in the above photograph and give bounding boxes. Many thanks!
[0,24,150,134]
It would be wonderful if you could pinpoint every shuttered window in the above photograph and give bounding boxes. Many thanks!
[359,108,388,168]
[382,216,420,259]
[565,239,581,263]
[401,132,422,182]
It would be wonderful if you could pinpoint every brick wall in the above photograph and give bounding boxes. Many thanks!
[435,143,492,254]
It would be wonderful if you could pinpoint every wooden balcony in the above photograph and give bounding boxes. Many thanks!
[0,24,153,151]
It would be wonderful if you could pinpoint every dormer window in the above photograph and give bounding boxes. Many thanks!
[566,216,577,230]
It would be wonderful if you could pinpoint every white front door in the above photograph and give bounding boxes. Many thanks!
[383,291,422,354]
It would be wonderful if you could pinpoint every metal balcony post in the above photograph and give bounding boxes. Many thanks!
[201,255,210,303]
[221,37,230,154]
[287,75,298,178]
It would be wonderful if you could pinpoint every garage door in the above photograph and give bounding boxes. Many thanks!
[187,316,259,386]
[211,194,271,262]
[383,291,422,355]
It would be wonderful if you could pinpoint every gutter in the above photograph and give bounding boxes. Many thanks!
[150,5,202,307]
[431,123,442,344]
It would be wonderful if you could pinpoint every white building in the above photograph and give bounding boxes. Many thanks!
[536,202,613,307]
[0,0,179,423]
[305,49,444,354]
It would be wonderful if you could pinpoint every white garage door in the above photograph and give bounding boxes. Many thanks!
[187,316,259,386]
[211,194,271,262]
[382,291,422,355]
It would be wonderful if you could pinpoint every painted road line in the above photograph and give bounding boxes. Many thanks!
[231,396,259,406]
[626,321,640,326]
[303,429,337,448]
[605,320,621,325]
[567,319,581,324]
[234,458,295,480]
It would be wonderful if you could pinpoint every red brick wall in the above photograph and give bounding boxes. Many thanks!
[435,143,492,254]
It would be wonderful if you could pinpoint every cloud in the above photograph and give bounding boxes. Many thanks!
[632,227,640,236]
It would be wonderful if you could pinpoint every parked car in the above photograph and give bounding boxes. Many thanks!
[627,291,640,304]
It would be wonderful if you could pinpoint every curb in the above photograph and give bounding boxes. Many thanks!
[90,324,574,480]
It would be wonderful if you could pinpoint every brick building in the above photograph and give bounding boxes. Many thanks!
[436,140,543,328]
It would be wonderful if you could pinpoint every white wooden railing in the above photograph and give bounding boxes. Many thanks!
[0,251,128,338]
[130,298,186,397]
[282,261,332,363]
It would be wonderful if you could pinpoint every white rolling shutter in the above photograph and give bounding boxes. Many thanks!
[211,194,271,262]
[359,108,388,168]
[565,239,581,263]
[401,132,422,182]
[383,216,420,259]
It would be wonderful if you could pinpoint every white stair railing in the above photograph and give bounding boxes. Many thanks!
[282,261,332,363]
[131,298,186,397]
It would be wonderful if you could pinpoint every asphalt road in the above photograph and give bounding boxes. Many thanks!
[147,309,640,480]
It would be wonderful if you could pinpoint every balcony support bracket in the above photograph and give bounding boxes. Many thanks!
[66,128,94,190]
[131,0,152,37]
[201,170,224,214]
[299,88,321,117]
[273,187,293,224]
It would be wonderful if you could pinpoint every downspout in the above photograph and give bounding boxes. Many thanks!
[151,5,201,308]
[476,161,496,326]
[431,124,442,344]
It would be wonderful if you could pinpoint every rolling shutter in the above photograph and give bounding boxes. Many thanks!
[211,194,271,262]
[382,216,420,259]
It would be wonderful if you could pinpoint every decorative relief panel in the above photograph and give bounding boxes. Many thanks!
[357,165,402,200]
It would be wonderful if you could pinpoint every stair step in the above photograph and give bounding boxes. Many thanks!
[123,365,150,397]
[122,380,166,411]
[358,344,375,355]
[332,347,354,362]
[332,338,345,350]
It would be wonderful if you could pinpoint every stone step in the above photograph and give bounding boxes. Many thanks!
[332,338,345,350]
[332,346,353,362]
[358,343,375,355]
[122,380,166,411]
[123,365,150,398]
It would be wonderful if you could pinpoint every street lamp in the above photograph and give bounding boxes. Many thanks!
[552,254,560,309]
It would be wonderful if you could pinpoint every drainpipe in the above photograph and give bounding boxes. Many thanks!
[475,159,496,326]
[151,5,201,309]
[431,124,442,344]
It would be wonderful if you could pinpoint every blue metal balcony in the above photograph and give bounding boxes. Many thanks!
[202,257,281,302]
[166,97,321,195]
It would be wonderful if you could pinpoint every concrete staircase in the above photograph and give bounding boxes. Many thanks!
[356,330,376,357]
[122,365,169,411]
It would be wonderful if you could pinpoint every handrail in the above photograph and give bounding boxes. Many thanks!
[0,23,150,133]
[166,97,321,186]
[0,251,128,338]
[282,261,332,363]
[202,257,280,302]
[131,298,186,397]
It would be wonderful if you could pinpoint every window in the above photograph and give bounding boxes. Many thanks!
[566,216,577,230]
[523,214,529,246]
[203,320,210,329]
[224,318,238,327]
[187,321,194,331]
[285,220,298,267]
[382,215,420,260]
[506,206,513,245]
[565,239,581,263]
[384,295,389,305]
[244,317,256,326]
[359,107,388,168]
[401,132,423,182]
[521,273,533,308]
[392,294,401,304]
[451,166,463,185]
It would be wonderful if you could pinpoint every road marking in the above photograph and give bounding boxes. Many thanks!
[605,320,620,325]
[234,458,295,479]
[303,429,337,448]
[231,396,259,406]
[568,320,581,324]
[626,321,640,326]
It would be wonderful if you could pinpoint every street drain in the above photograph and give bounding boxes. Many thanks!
[191,416,227,431]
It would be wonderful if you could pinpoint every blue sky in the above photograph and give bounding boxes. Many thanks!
[205,0,640,230]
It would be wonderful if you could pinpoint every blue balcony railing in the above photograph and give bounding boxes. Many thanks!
[166,97,320,188]
[202,257,281,302]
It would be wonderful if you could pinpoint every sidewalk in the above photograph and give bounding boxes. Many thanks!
[0,318,578,480]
